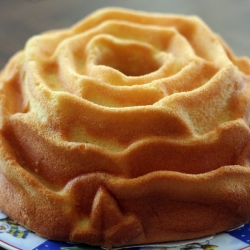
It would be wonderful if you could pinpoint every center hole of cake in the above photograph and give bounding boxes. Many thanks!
[95,39,162,76]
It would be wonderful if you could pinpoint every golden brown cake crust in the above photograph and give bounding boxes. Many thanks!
[1,8,250,248]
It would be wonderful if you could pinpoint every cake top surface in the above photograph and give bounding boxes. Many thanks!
[1,7,250,184]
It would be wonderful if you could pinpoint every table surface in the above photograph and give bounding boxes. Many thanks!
[0,1,250,249]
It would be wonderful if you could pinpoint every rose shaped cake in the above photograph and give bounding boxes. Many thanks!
[1,7,250,248]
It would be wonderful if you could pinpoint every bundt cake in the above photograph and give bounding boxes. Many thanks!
[1,7,250,248]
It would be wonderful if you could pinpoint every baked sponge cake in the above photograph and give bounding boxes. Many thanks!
[1,7,250,248]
